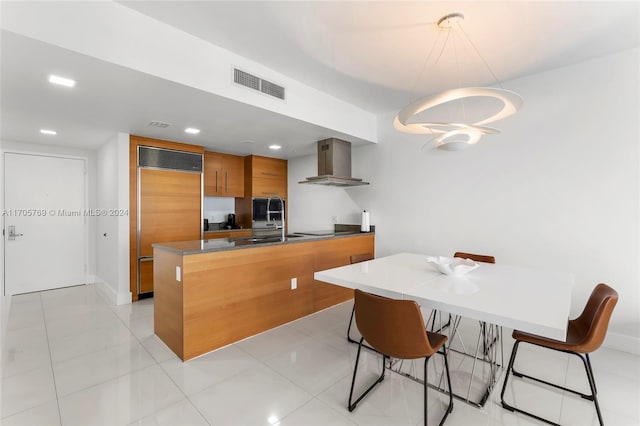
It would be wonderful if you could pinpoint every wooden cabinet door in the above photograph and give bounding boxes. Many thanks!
[221,154,245,197]
[139,168,202,293]
[205,152,245,197]
[250,156,288,198]
[139,169,202,257]
[252,177,287,198]
[252,156,287,178]
[204,152,222,196]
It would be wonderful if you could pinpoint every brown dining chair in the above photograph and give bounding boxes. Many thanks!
[347,253,374,345]
[348,289,454,425]
[500,283,618,426]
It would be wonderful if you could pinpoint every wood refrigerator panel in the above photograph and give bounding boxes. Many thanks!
[139,168,201,292]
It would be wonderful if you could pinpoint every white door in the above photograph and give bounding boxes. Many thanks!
[3,153,86,295]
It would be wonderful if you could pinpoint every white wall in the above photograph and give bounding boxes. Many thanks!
[95,133,131,305]
[288,48,640,354]
[287,155,364,232]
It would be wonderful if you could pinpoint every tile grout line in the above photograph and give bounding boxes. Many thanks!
[112,301,210,425]
[40,292,63,426]
[41,287,137,366]
[42,291,158,415]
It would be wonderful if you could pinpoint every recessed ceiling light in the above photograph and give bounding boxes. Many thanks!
[48,75,76,88]
[269,144,282,150]
[185,128,200,134]
[40,129,57,135]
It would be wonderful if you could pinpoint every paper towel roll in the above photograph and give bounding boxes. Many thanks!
[361,210,370,232]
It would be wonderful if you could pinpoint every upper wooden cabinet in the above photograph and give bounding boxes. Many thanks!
[245,155,288,198]
[204,152,245,197]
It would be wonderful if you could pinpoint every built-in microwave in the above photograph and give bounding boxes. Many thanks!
[252,197,285,223]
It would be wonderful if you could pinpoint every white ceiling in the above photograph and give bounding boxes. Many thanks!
[1,1,638,157]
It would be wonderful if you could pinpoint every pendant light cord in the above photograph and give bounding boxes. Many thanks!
[457,23,504,88]
[452,23,467,122]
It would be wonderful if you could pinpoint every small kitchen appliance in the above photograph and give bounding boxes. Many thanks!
[226,213,236,229]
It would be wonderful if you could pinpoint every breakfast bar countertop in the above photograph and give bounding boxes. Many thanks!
[153,230,373,256]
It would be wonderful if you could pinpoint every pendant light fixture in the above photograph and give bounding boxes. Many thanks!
[394,13,522,151]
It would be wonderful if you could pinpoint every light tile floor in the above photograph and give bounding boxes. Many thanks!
[1,284,639,425]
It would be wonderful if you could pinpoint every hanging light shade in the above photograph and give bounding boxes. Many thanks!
[395,13,523,151]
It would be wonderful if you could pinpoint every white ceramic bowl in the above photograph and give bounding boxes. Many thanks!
[426,256,479,276]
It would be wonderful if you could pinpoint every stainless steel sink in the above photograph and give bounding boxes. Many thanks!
[243,237,281,243]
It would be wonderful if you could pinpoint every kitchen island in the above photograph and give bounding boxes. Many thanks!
[153,231,374,361]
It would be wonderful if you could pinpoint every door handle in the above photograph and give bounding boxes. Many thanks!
[8,225,23,241]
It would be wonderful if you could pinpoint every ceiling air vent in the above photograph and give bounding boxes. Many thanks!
[234,68,285,100]
[148,121,170,128]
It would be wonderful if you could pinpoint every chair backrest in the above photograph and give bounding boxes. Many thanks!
[354,289,437,359]
[573,283,618,353]
[350,253,374,264]
[454,251,495,264]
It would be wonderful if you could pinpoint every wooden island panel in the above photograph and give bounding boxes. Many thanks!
[154,233,374,361]
[313,234,375,312]
[181,243,314,360]
[153,249,184,359]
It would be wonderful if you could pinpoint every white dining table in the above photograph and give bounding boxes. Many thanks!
[314,252,575,406]
[315,252,574,341]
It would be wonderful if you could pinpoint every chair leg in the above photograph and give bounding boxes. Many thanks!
[500,341,560,425]
[441,346,454,421]
[500,340,519,411]
[424,357,428,426]
[348,337,386,412]
[501,341,604,426]
[347,305,358,344]
[585,353,598,395]
[422,348,454,426]
[582,353,604,426]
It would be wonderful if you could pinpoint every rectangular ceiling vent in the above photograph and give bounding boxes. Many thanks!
[234,68,285,100]
[148,121,170,128]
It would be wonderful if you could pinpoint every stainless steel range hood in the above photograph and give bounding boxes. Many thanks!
[298,138,369,187]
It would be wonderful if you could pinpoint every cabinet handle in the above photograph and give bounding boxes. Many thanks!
[225,172,229,192]
[215,170,219,193]
[261,172,279,176]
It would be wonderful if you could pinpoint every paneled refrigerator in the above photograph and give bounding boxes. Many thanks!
[137,146,202,297]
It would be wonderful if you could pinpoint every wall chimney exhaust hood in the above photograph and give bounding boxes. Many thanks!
[299,138,369,187]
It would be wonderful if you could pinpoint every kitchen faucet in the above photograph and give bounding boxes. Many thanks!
[266,195,285,242]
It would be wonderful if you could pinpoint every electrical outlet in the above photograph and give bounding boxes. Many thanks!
[291,277,297,290]
[176,266,181,282]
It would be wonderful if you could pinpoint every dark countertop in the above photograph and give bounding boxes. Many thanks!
[153,230,374,256]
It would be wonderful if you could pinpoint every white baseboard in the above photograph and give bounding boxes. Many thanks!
[94,276,132,306]
[603,331,640,356]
